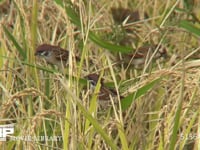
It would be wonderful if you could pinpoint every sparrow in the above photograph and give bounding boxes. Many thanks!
[110,7,149,46]
[111,7,141,24]
[35,44,79,69]
[85,73,123,101]
[122,44,168,69]
[111,7,148,30]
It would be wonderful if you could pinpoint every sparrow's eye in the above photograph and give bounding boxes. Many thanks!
[40,50,50,56]
[89,80,97,87]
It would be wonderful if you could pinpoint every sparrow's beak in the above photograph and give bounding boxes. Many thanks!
[34,52,38,56]
[35,50,42,56]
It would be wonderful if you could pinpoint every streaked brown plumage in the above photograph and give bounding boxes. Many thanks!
[85,73,123,101]
[122,45,168,68]
[35,44,79,68]
[111,7,141,24]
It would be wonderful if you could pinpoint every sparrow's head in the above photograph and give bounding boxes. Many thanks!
[155,45,168,59]
[122,44,168,69]
[35,44,70,68]
[35,44,54,58]
[84,73,124,101]
[85,73,104,87]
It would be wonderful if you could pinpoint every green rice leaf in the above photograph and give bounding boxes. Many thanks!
[3,25,26,59]
[89,31,133,53]
[54,0,64,7]
[54,1,132,53]
[179,20,200,37]
[121,78,161,111]
[76,100,118,150]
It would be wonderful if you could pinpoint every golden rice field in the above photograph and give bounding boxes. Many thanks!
[0,0,200,149]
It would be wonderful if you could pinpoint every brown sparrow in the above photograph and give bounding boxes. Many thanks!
[111,7,148,30]
[122,44,168,69]
[35,44,79,69]
[85,74,123,101]
[111,7,141,24]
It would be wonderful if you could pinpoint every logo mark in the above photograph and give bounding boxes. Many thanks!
[0,124,14,141]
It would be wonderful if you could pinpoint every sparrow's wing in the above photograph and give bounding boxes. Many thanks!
[55,50,69,61]
[132,51,146,58]
[98,87,112,101]
[85,74,104,85]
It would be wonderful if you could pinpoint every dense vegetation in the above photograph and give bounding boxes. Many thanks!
[0,0,200,149]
